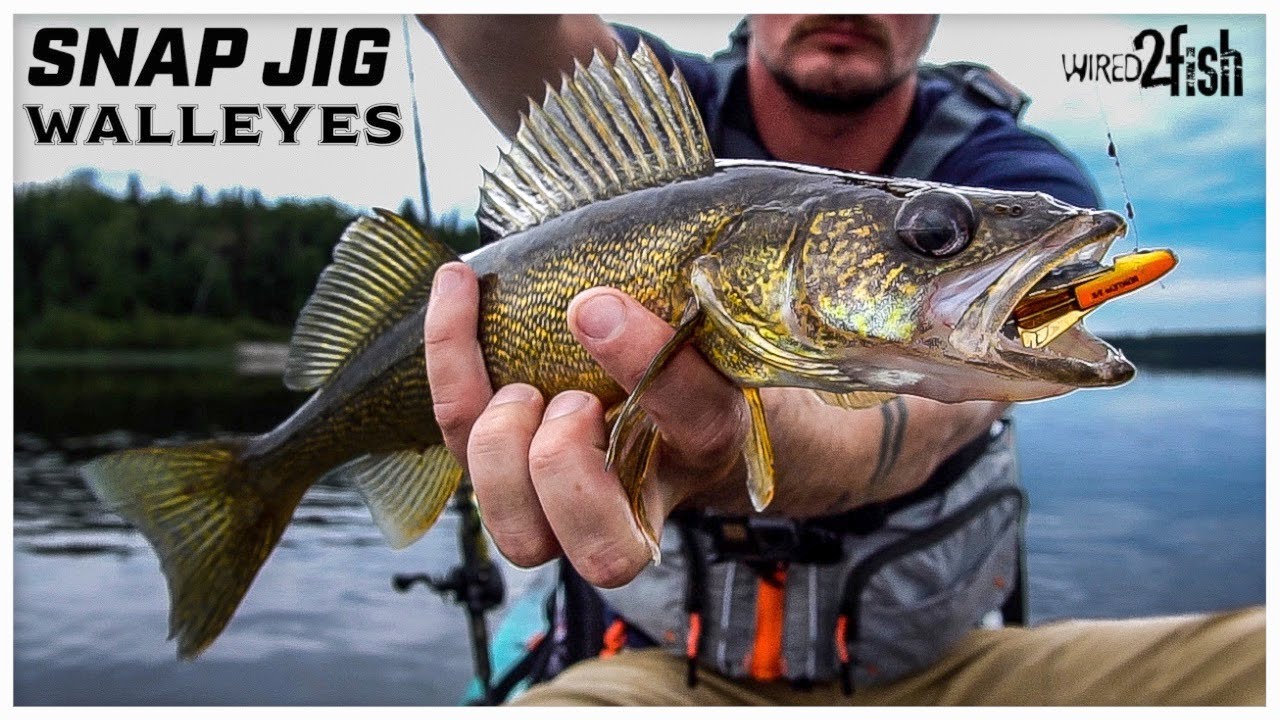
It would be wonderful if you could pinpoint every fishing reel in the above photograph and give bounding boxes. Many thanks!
[392,561,505,615]
[392,477,506,701]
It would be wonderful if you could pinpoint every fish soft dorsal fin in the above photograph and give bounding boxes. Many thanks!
[284,209,458,391]
[478,41,715,240]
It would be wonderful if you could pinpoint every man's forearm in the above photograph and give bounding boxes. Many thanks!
[746,390,1008,517]
[418,14,619,137]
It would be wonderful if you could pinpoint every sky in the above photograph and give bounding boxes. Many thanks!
[12,14,1267,334]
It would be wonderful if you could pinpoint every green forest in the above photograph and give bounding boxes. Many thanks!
[14,172,479,350]
[12,174,1263,372]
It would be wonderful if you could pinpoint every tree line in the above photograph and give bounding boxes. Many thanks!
[14,171,480,349]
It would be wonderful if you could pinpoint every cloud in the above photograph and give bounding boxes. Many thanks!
[927,15,1265,145]
[1084,274,1265,334]
[1115,275,1265,307]
[1167,245,1266,271]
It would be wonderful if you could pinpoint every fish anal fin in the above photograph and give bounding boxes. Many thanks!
[284,209,459,391]
[815,390,898,410]
[349,446,463,550]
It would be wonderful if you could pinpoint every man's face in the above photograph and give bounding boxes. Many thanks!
[748,14,938,113]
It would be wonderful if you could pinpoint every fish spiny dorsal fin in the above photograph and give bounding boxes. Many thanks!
[284,209,458,391]
[478,41,714,240]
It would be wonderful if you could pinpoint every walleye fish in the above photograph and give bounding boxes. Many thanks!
[82,43,1175,659]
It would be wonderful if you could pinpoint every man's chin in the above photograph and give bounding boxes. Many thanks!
[771,63,905,114]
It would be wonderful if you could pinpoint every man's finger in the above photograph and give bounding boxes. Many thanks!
[567,288,746,468]
[468,383,560,568]
[424,262,492,465]
[528,391,654,588]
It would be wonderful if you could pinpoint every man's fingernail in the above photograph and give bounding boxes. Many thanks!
[433,264,461,297]
[577,293,626,341]
[491,384,540,407]
[545,392,589,420]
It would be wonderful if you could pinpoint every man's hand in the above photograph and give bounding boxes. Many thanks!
[424,262,747,588]
[418,15,619,138]
[424,261,1008,588]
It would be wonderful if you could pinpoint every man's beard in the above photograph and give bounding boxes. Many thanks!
[767,64,911,114]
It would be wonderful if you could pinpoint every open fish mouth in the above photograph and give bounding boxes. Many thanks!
[953,209,1174,389]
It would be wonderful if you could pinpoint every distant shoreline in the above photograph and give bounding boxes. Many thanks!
[1100,331,1264,373]
[14,331,1264,374]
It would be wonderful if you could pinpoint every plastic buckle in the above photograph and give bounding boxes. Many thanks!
[711,517,799,561]
[708,517,844,565]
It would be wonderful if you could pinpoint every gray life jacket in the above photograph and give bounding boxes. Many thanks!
[600,419,1023,691]
[484,26,1036,701]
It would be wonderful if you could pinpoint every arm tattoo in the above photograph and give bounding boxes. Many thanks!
[867,396,908,494]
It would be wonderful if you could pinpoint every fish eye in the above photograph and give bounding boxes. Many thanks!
[895,190,976,258]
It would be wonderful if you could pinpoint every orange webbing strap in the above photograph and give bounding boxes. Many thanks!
[685,611,703,687]
[599,618,627,658]
[686,612,703,659]
[747,563,788,681]
[836,613,853,695]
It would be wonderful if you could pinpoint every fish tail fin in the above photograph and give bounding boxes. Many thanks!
[81,438,295,660]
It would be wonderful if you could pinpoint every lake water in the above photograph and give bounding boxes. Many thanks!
[12,366,1266,705]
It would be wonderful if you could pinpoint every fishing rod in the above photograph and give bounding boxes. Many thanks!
[392,478,505,705]
[390,16,505,705]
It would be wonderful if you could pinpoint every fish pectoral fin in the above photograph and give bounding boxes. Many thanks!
[741,387,776,512]
[604,297,704,564]
[814,390,899,410]
[349,446,463,550]
[80,438,292,660]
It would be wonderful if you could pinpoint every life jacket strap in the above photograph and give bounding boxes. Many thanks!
[685,611,703,688]
[747,562,789,681]
[836,614,853,695]
[599,618,628,658]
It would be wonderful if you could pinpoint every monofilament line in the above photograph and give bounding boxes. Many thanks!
[1094,83,1139,251]
[402,15,432,227]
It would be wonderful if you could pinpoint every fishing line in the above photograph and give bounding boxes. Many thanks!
[1093,83,1139,253]
[401,14,432,227]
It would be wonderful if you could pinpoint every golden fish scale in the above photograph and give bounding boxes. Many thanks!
[476,209,736,405]
[255,355,438,495]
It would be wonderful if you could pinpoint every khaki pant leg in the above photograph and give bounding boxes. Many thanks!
[512,606,1264,706]
[511,648,769,705]
[871,605,1264,706]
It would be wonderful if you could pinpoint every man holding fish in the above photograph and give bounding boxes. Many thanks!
[80,13,1260,705]
[418,14,1262,705]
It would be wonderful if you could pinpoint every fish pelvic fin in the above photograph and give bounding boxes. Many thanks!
[478,41,714,241]
[284,209,458,391]
[605,299,704,563]
[81,439,297,660]
[608,409,663,565]
[347,446,463,550]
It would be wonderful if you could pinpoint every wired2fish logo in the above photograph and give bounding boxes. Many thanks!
[1061,25,1244,96]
